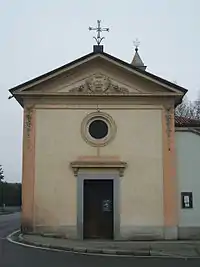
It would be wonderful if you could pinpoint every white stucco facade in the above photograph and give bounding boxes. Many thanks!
[34,108,164,239]
[176,130,200,239]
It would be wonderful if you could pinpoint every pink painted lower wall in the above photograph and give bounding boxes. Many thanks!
[21,107,36,232]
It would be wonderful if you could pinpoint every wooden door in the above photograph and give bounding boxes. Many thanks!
[83,179,113,239]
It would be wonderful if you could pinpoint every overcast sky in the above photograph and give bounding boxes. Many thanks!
[0,0,199,182]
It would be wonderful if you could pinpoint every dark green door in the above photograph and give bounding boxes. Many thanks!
[83,179,113,239]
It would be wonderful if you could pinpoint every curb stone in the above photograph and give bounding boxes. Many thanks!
[102,249,117,255]
[116,250,133,255]
[15,234,200,257]
[18,234,23,242]
[16,235,160,256]
[20,236,150,256]
[86,248,103,254]
[133,250,150,256]
[49,245,73,251]
[73,247,87,253]
[150,250,171,257]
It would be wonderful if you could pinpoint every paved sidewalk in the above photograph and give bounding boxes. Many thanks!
[17,233,200,257]
[0,211,12,215]
[0,207,21,215]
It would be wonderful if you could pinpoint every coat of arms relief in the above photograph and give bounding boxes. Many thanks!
[68,74,130,95]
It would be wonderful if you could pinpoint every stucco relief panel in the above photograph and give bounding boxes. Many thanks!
[56,72,144,94]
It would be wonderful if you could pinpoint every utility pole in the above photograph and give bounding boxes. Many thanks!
[0,165,5,211]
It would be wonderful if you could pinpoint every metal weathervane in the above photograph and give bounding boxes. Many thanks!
[133,38,140,51]
[89,20,109,45]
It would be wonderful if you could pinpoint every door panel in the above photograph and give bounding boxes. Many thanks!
[83,179,113,239]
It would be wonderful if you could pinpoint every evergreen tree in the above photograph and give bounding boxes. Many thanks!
[0,165,4,182]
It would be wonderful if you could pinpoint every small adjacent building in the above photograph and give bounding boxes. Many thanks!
[175,116,200,239]
[9,42,191,240]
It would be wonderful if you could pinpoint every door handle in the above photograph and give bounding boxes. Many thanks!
[102,199,112,212]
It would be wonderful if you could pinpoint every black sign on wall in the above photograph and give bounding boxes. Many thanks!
[181,192,193,209]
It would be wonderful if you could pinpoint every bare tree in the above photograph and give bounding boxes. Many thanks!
[193,91,200,119]
[175,96,196,118]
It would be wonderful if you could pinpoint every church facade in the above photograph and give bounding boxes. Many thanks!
[10,44,191,240]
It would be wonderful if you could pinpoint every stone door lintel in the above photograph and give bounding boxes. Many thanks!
[70,157,127,177]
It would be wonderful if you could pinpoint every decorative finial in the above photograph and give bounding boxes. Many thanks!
[89,20,109,46]
[131,38,147,70]
[133,38,140,52]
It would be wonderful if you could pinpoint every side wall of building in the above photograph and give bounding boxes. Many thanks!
[176,130,200,239]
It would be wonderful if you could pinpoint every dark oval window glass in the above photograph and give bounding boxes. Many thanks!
[89,119,108,139]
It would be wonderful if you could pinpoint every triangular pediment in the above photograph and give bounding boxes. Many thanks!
[10,52,187,105]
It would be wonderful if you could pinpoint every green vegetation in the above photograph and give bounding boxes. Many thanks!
[0,164,21,207]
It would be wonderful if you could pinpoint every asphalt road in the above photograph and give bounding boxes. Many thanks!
[1,213,200,267]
